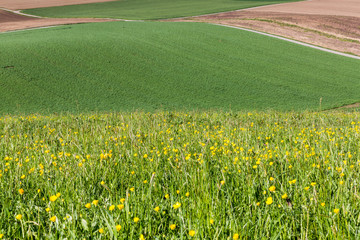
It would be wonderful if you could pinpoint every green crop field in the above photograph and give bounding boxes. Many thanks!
[22,0,299,20]
[0,22,359,114]
[1,110,360,239]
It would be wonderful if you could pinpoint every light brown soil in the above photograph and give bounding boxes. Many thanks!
[0,10,114,32]
[170,10,360,56]
[0,0,115,10]
[250,0,360,18]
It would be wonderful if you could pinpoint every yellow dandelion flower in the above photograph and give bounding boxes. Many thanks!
[233,233,239,240]
[289,179,296,184]
[321,202,325,207]
[109,205,115,211]
[18,189,24,195]
[56,193,61,197]
[154,206,160,212]
[15,214,22,220]
[269,177,274,181]
[46,207,50,212]
[50,195,58,202]
[117,204,124,210]
[189,230,196,237]
[21,175,25,179]
[210,219,214,224]
[134,217,140,223]
[120,198,126,203]
[85,203,91,209]
[99,228,104,234]
[256,202,260,206]
[311,182,316,186]
[266,197,273,205]
[116,225,121,231]
[269,186,276,192]
[49,216,56,222]
[170,224,176,230]
[282,193,288,199]
[185,192,190,197]
[139,234,145,240]
[165,194,169,199]
[173,202,181,209]
[92,200,99,206]
[304,187,310,191]
[0,233,3,238]
[333,209,340,214]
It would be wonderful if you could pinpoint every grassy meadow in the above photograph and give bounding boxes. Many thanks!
[0,110,360,239]
[22,0,299,20]
[1,22,360,114]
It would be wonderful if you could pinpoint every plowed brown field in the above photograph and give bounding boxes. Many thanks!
[0,10,113,32]
[0,0,115,10]
[249,0,360,18]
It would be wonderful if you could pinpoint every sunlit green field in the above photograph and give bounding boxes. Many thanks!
[1,110,360,239]
[23,0,299,20]
[1,22,359,114]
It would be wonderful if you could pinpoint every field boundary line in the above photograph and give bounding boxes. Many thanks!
[0,7,45,18]
[212,23,360,60]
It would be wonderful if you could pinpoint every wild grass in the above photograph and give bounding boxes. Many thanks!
[1,22,359,114]
[0,110,360,239]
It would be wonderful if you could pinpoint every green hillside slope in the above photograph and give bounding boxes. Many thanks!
[0,22,359,114]
[22,0,299,20]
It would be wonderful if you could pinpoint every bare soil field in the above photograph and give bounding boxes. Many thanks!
[0,0,115,10]
[170,9,360,56]
[0,10,113,32]
[250,0,360,18]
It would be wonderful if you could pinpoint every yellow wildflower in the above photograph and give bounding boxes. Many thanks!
[116,225,121,231]
[266,197,273,205]
[189,230,196,237]
[173,202,181,209]
[50,195,58,202]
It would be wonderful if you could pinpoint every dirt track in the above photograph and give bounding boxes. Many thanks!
[0,0,115,10]
[0,10,114,32]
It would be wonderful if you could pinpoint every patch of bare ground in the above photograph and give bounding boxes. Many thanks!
[249,0,360,18]
[0,10,115,32]
[0,0,116,10]
[168,11,360,56]
[332,103,360,110]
